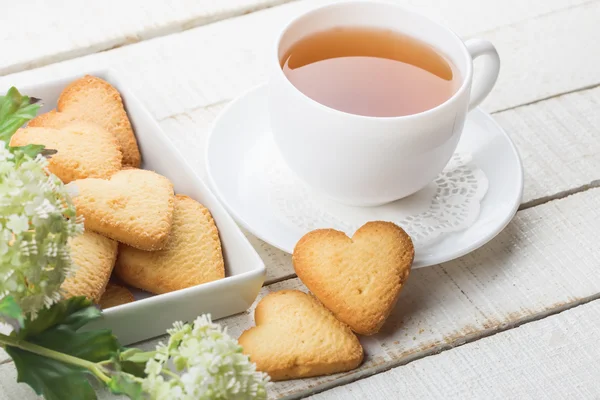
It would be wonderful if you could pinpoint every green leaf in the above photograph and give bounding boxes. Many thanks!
[15,296,96,338]
[3,297,124,400]
[14,297,120,362]
[107,372,143,399]
[6,347,97,400]
[0,86,41,143]
[120,348,155,364]
[118,348,154,378]
[11,144,46,158]
[35,328,122,363]
[0,296,24,331]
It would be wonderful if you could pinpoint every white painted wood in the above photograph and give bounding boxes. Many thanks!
[157,86,600,284]
[251,189,600,398]
[309,299,600,400]
[4,188,600,398]
[2,187,592,398]
[495,86,600,205]
[0,0,294,76]
[2,0,590,78]
[0,1,599,398]
[1,0,598,119]
[163,86,600,204]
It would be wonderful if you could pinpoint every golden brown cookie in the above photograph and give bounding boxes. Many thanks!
[293,221,414,335]
[238,290,363,381]
[53,75,140,167]
[70,169,175,251]
[62,231,118,303]
[114,195,225,294]
[11,122,122,183]
[98,283,135,309]
[28,109,76,129]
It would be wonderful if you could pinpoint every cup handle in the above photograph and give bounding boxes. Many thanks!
[465,38,500,111]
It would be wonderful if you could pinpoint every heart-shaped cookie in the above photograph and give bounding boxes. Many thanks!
[62,231,118,303]
[70,169,175,251]
[11,122,122,183]
[238,290,363,381]
[114,195,225,294]
[42,75,141,167]
[98,283,135,309]
[293,221,414,335]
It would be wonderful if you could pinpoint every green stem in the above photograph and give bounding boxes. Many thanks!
[162,368,181,382]
[0,333,111,383]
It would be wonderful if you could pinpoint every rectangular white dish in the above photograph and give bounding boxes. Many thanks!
[12,69,266,345]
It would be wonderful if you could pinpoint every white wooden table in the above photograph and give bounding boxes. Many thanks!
[1,0,599,398]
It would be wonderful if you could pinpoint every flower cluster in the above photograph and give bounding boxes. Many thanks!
[143,314,271,400]
[0,143,83,317]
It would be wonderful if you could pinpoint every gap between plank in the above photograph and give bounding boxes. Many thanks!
[493,82,600,114]
[519,180,600,210]
[283,293,600,400]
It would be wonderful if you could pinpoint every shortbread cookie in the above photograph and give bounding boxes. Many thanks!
[238,290,363,381]
[54,75,140,167]
[62,231,118,302]
[114,195,225,294]
[70,169,175,251]
[28,109,76,129]
[293,221,414,335]
[98,283,135,309]
[11,122,122,183]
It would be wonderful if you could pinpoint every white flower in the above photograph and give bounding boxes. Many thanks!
[34,199,56,220]
[0,143,14,162]
[6,214,29,234]
[142,314,271,400]
[0,146,83,318]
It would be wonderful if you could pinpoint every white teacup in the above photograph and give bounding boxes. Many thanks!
[268,1,500,206]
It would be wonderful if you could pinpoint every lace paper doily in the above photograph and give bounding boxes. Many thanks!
[260,145,489,249]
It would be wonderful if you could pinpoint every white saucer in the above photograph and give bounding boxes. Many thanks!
[206,84,523,268]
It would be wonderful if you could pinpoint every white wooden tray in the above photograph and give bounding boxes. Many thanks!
[14,69,266,345]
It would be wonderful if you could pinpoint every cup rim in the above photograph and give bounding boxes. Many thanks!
[272,0,475,121]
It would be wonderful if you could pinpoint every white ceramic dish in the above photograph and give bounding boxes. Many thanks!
[206,84,523,268]
[12,69,266,345]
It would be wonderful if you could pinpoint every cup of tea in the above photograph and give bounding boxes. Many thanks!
[268,0,500,206]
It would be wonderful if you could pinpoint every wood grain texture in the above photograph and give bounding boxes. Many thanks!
[497,86,600,205]
[1,0,599,117]
[160,86,600,284]
[0,0,599,398]
[0,0,294,76]
[31,187,593,400]
[257,188,600,398]
[309,299,600,400]
[2,0,588,78]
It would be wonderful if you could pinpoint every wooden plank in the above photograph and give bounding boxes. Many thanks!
[252,188,600,398]
[158,86,600,284]
[0,0,295,76]
[0,1,599,397]
[3,187,593,397]
[163,85,600,205]
[308,300,600,400]
[2,0,587,78]
[3,300,600,400]
[1,0,598,118]
[495,86,600,206]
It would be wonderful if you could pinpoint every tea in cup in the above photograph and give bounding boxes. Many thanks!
[268,1,500,206]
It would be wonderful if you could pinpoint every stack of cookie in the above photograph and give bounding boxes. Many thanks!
[239,221,414,381]
[12,75,225,308]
